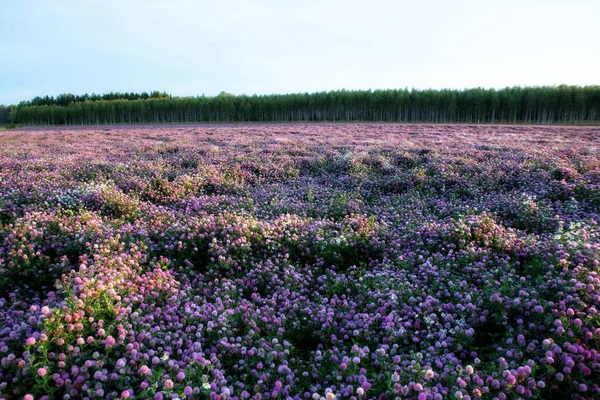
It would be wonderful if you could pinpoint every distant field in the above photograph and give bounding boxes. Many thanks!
[1,123,600,399]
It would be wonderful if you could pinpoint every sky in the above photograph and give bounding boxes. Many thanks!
[0,0,599,105]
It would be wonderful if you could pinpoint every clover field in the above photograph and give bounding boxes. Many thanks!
[1,123,600,400]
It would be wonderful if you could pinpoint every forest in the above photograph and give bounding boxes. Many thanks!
[1,85,599,126]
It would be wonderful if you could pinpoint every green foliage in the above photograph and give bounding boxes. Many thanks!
[84,183,141,221]
[9,85,600,126]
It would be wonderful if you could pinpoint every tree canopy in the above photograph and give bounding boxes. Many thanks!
[3,86,599,126]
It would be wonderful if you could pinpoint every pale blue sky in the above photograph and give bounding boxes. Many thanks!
[1,0,598,105]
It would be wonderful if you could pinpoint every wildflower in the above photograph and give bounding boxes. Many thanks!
[507,374,517,385]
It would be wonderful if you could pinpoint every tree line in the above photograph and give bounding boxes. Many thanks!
[26,91,171,107]
[2,86,599,126]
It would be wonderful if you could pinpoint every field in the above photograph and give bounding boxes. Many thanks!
[1,123,600,400]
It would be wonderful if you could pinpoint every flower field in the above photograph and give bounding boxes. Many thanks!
[1,123,600,400]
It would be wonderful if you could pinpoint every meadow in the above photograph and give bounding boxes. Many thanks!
[1,123,599,400]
